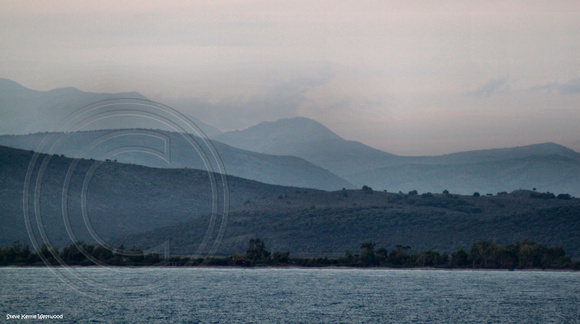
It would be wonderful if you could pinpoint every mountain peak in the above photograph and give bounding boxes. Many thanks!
[0,78,30,91]
[496,142,578,158]
[248,117,343,142]
[214,117,344,152]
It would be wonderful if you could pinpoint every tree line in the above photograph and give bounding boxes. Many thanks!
[1,238,578,270]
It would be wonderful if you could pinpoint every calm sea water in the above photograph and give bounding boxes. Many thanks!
[1,267,579,323]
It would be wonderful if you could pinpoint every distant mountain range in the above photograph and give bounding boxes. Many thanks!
[215,118,580,196]
[214,117,398,177]
[0,130,353,191]
[0,78,221,137]
[0,78,354,190]
[1,77,579,195]
[355,153,580,195]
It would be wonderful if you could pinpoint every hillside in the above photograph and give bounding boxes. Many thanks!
[122,189,580,258]
[0,130,354,191]
[0,145,319,248]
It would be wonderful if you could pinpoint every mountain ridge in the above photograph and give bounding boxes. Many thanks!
[2,77,579,196]
[354,154,580,196]
[213,116,580,195]
[214,117,398,176]
[0,130,354,190]
[0,77,222,137]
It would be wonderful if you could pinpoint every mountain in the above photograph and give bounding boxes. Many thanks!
[3,78,577,194]
[351,142,580,196]
[214,117,398,177]
[0,130,354,191]
[215,118,580,195]
[0,145,319,248]
[0,78,222,137]
[411,142,580,165]
[354,154,580,196]
[0,79,352,190]
[122,189,580,258]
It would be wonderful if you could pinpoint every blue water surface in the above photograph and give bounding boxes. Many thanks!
[1,267,579,323]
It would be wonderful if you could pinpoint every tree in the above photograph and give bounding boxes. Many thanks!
[360,242,377,266]
[518,243,535,268]
[63,242,86,263]
[557,193,571,200]
[245,238,271,264]
[113,245,126,265]
[362,185,373,194]
[417,249,441,267]
[389,245,411,266]
[92,245,114,262]
[272,251,290,264]
[450,248,470,267]
[470,241,501,268]
[376,247,388,265]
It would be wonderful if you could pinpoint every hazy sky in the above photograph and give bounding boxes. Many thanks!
[1,1,579,155]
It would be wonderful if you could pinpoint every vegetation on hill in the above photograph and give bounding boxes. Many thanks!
[2,144,579,262]
[122,188,580,258]
[0,145,319,247]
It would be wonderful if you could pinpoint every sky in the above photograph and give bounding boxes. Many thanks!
[1,1,579,155]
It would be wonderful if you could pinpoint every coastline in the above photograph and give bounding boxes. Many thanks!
[1,264,578,272]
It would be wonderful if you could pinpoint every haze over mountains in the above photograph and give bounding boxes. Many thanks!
[214,117,398,177]
[0,78,352,190]
[0,78,221,137]
[215,118,580,196]
[1,78,579,258]
[1,77,579,195]
[0,130,354,191]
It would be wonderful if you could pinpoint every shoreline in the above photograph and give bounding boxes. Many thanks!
[1,265,578,272]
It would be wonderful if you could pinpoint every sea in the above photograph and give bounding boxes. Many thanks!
[1,267,578,323]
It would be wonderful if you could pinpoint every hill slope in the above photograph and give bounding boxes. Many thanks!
[122,189,580,258]
[0,145,319,248]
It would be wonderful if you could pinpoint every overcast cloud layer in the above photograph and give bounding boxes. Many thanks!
[1,1,579,155]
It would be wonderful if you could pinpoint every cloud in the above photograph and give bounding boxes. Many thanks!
[530,78,580,95]
[467,77,512,97]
